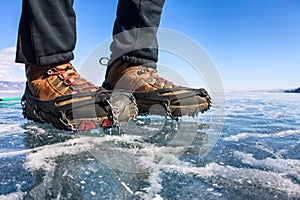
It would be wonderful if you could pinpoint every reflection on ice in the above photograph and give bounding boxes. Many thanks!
[1,116,213,199]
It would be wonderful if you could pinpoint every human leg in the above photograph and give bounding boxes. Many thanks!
[104,0,173,91]
[16,0,76,66]
[109,0,165,67]
[103,0,211,117]
[16,0,91,100]
[17,0,137,130]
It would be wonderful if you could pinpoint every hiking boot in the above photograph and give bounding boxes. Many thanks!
[102,60,211,118]
[22,62,138,131]
[25,62,98,101]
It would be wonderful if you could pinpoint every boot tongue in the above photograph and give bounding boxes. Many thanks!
[54,63,73,70]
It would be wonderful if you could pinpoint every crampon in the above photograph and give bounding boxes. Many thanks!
[133,87,212,119]
[21,85,138,131]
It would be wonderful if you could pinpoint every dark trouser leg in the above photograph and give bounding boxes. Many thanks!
[109,0,165,68]
[16,0,76,66]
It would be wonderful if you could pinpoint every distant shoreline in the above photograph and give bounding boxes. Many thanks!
[284,87,300,93]
[0,81,299,93]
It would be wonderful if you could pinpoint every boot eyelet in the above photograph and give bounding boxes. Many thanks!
[47,69,53,75]
[137,69,145,75]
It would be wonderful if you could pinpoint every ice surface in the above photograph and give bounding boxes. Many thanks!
[0,191,23,200]
[1,92,300,199]
[223,129,300,141]
[233,151,300,180]
[163,162,300,198]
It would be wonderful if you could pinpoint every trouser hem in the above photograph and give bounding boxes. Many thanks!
[16,52,74,66]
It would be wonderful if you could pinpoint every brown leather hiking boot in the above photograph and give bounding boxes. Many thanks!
[103,60,176,92]
[26,63,97,101]
[25,63,102,111]
[103,60,212,118]
[22,62,138,131]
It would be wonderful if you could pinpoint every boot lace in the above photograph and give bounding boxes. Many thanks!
[46,63,96,92]
[137,67,175,88]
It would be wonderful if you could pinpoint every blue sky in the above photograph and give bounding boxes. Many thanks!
[0,0,299,91]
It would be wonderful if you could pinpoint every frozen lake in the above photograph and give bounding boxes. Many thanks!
[0,91,299,199]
